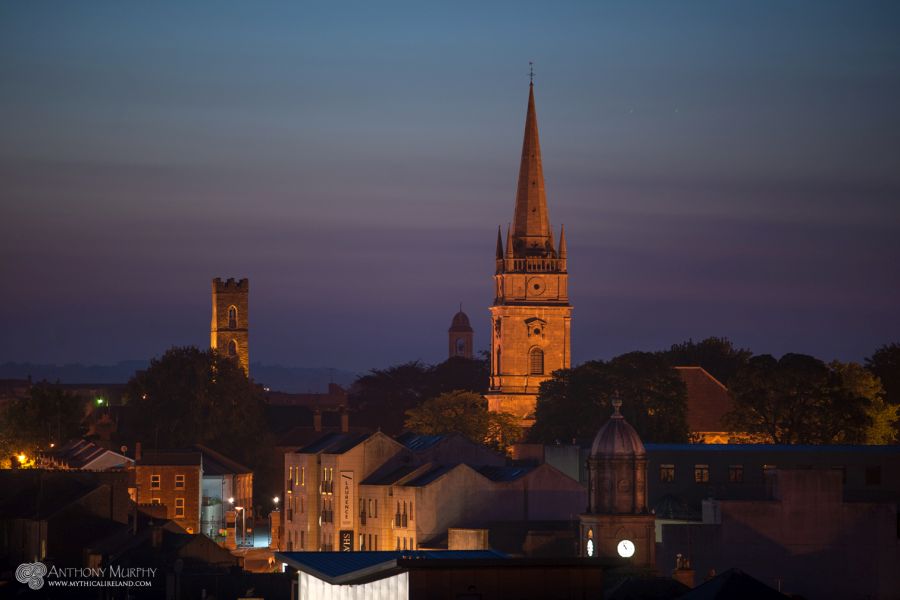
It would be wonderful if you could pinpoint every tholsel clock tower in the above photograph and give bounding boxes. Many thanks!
[486,82,572,425]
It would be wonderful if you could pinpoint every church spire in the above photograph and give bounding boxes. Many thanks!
[512,81,553,258]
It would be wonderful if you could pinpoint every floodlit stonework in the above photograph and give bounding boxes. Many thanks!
[487,84,571,425]
[210,277,249,375]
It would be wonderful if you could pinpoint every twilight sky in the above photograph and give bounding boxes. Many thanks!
[2,1,899,373]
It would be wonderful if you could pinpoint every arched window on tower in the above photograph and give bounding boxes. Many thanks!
[228,340,238,357]
[228,306,237,329]
[456,338,465,355]
[529,347,544,375]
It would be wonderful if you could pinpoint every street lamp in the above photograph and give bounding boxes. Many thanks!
[273,496,280,507]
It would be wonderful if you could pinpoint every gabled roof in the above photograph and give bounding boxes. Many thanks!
[296,431,373,455]
[678,568,788,600]
[46,439,132,470]
[404,463,461,487]
[675,366,735,433]
[196,445,251,475]
[476,465,534,482]
[395,432,447,451]
[360,464,423,486]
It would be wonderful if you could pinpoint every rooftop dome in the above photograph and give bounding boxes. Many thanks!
[449,310,473,332]
[590,398,646,458]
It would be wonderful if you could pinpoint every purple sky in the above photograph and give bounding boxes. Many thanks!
[2,2,899,372]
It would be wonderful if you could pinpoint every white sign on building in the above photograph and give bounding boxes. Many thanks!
[340,471,354,529]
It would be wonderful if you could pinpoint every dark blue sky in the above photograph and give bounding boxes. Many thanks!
[2,1,899,372]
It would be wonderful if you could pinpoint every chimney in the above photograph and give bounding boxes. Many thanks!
[672,554,695,588]
[340,409,349,433]
[313,410,322,432]
[134,442,142,462]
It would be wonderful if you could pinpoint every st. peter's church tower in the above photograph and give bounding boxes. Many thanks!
[486,83,572,425]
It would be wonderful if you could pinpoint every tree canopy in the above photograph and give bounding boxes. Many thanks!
[725,354,892,444]
[404,390,520,453]
[0,382,86,466]
[125,346,268,469]
[866,343,900,407]
[529,352,689,445]
[349,356,489,434]
[664,337,751,385]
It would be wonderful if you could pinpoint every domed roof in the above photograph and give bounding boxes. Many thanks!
[449,310,473,332]
[590,398,646,458]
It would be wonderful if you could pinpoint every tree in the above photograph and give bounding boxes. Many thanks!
[349,356,489,434]
[866,343,900,406]
[0,382,86,465]
[725,354,878,444]
[831,361,898,444]
[664,337,752,385]
[403,390,520,453]
[529,352,689,445]
[125,346,268,470]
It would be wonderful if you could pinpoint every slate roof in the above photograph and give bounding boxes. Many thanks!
[296,432,372,455]
[476,465,534,482]
[395,432,447,451]
[404,464,460,487]
[678,568,788,600]
[46,439,132,469]
[196,445,251,475]
[360,464,422,486]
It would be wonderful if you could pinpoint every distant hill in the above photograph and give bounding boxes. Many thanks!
[0,361,358,393]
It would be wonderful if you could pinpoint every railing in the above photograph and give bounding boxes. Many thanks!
[504,257,564,273]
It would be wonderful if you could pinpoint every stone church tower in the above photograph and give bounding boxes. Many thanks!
[448,307,474,360]
[210,277,249,375]
[486,83,571,424]
[580,399,656,568]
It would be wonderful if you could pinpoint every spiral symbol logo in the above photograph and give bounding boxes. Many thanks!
[15,562,47,590]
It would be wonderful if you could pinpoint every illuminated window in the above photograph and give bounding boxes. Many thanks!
[150,474,161,490]
[175,474,185,489]
[175,498,185,518]
[228,306,237,329]
[151,498,161,505]
[301,467,305,486]
[728,465,744,483]
[659,464,675,482]
[529,347,544,375]
[694,464,709,483]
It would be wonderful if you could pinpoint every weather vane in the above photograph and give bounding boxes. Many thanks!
[529,61,534,84]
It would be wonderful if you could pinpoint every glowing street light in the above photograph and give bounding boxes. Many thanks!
[95,398,105,406]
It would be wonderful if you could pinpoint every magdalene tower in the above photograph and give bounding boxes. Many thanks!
[486,82,571,425]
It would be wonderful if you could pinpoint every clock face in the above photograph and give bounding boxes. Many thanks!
[586,539,594,557]
[617,539,635,558]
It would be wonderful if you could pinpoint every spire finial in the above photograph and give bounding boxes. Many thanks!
[612,393,623,418]
[529,61,534,85]
[459,302,462,313]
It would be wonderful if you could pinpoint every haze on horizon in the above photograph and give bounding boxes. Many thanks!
[2,1,899,373]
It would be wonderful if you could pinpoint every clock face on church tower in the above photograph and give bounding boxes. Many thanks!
[617,539,635,558]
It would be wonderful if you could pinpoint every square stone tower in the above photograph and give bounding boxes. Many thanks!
[211,277,249,375]
[486,83,571,426]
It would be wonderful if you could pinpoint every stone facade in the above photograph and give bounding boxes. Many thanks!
[135,457,203,535]
[210,277,249,375]
[487,84,571,425]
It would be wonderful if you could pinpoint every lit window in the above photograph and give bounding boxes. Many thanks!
[175,498,185,518]
[529,347,544,375]
[228,306,237,329]
[728,465,744,483]
[659,464,675,482]
[301,467,305,486]
[175,474,185,489]
[151,498,161,505]
[694,464,709,483]
[150,474,161,490]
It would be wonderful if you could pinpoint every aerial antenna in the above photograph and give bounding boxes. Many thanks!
[529,61,534,85]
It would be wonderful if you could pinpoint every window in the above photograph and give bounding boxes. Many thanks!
[359,534,365,550]
[374,499,378,517]
[659,464,675,482]
[763,464,777,477]
[374,534,378,550]
[300,530,305,549]
[175,498,185,518]
[151,498,161,505]
[409,502,413,521]
[228,306,237,329]
[301,467,305,486]
[728,465,744,483]
[866,466,882,486]
[175,474,185,489]
[529,347,544,375]
[150,474,161,490]
[694,464,710,483]
[228,340,237,357]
